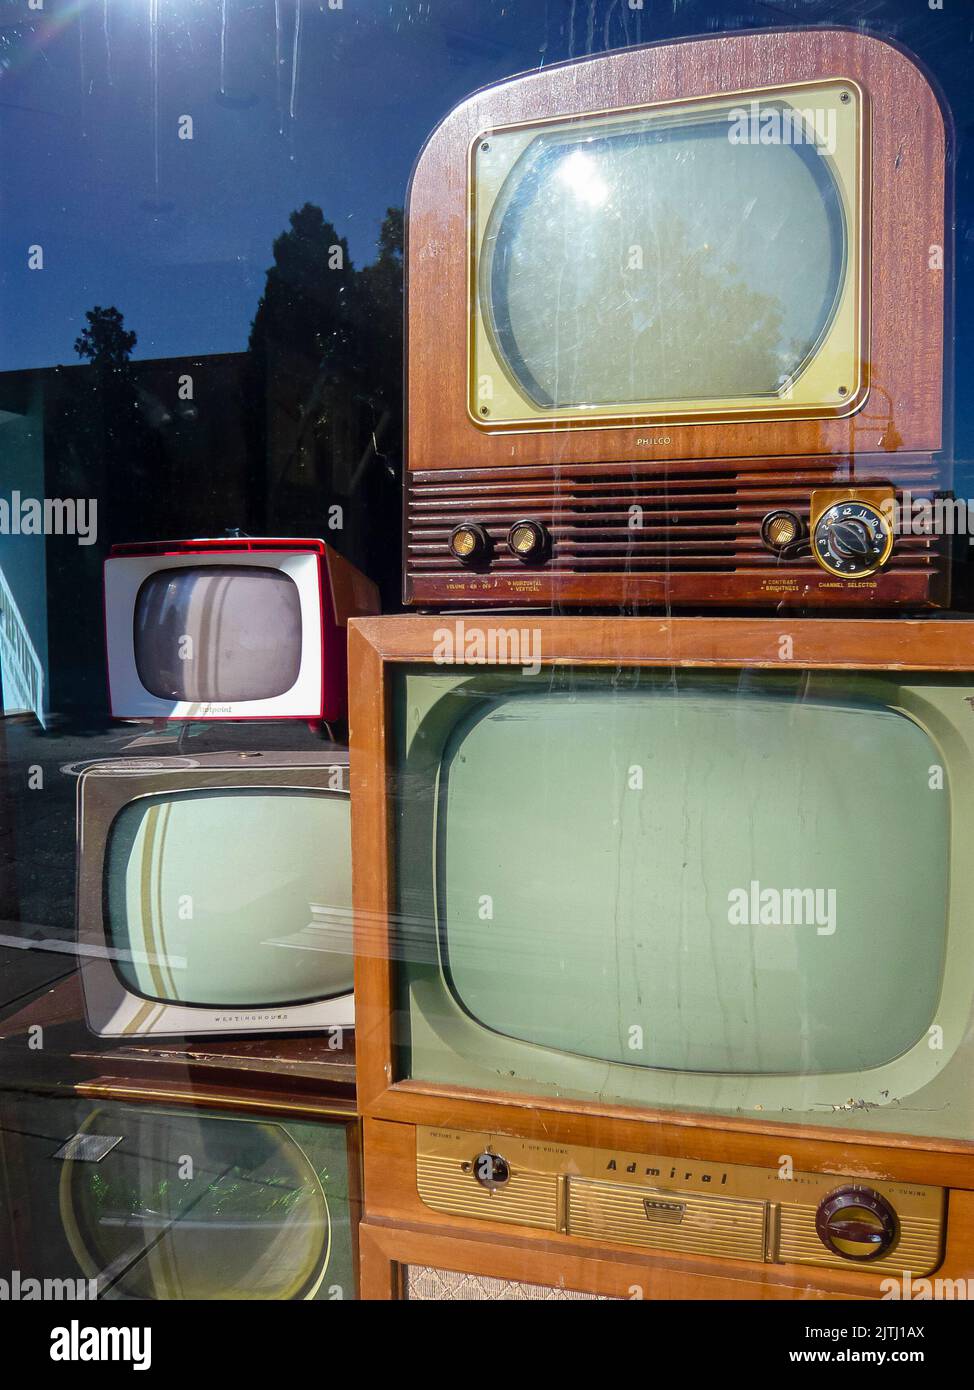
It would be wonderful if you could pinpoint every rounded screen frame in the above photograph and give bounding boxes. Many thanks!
[468,77,867,429]
[133,564,304,705]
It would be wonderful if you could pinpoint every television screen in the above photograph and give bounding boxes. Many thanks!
[134,566,303,703]
[394,666,971,1136]
[0,1094,357,1300]
[432,685,943,1073]
[77,751,355,1037]
[104,787,352,1008]
[482,112,844,409]
[469,81,860,426]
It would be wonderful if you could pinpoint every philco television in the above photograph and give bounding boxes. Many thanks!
[349,616,974,1291]
[404,29,951,611]
[77,751,354,1038]
[0,1089,359,1300]
[105,537,379,722]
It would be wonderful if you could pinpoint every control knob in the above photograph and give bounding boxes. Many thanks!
[815,1185,898,1261]
[812,500,893,578]
[470,1151,511,1189]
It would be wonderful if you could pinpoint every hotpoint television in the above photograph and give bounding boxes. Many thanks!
[105,537,379,722]
[403,28,952,611]
[0,1089,359,1300]
[77,751,354,1037]
[349,616,974,1288]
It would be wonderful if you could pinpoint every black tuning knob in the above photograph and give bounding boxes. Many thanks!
[507,519,549,563]
[471,1151,510,1189]
[448,522,491,565]
[812,500,893,578]
[815,1185,898,1261]
[828,518,872,557]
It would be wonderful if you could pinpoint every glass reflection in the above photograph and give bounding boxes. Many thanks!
[484,113,846,409]
[62,1109,331,1300]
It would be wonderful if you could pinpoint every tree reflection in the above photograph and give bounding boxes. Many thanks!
[245,203,403,603]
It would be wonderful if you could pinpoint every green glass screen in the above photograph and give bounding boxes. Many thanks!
[105,788,353,1007]
[423,685,947,1075]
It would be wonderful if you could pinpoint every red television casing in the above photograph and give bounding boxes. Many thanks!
[104,537,380,722]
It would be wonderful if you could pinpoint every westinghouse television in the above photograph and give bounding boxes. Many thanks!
[404,29,951,611]
[0,1089,359,1300]
[105,537,379,722]
[77,751,354,1038]
[349,616,974,1291]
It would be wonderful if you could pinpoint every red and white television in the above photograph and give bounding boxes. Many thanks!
[104,538,379,722]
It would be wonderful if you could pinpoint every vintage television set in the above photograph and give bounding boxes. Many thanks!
[77,751,354,1038]
[0,1086,359,1300]
[105,537,379,722]
[349,615,974,1298]
[404,28,952,611]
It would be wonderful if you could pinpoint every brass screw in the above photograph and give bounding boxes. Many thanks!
[840,91,851,104]
[480,405,490,416]
[838,386,848,396]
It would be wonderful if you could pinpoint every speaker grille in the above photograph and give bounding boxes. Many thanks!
[403,1266,609,1301]
[406,458,945,580]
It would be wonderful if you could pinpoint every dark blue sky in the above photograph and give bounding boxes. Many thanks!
[1,0,973,455]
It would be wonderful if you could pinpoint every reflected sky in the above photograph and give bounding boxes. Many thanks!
[488,122,843,406]
[0,0,972,456]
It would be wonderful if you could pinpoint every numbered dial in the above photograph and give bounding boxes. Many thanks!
[812,500,893,578]
[815,1185,898,1262]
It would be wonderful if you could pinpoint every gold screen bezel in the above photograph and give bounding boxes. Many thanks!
[468,79,868,431]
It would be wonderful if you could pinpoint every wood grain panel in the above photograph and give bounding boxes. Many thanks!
[360,1120,974,1301]
[407,29,945,470]
[349,615,974,1190]
[404,29,948,608]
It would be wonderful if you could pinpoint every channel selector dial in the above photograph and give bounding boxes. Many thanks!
[812,499,893,578]
[815,1185,899,1261]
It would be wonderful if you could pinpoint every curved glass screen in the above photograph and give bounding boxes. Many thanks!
[435,687,946,1074]
[134,566,303,703]
[105,788,353,1007]
[479,101,849,412]
[62,1109,334,1300]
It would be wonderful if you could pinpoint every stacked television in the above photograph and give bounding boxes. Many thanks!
[349,28,974,1300]
[15,23,969,1305]
[1,538,381,1299]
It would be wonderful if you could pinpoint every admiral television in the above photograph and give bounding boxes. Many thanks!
[77,751,353,1037]
[0,1090,359,1300]
[353,619,974,1136]
[349,617,974,1285]
[403,29,951,611]
[105,537,379,722]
